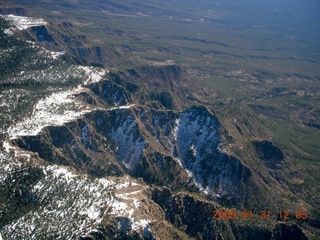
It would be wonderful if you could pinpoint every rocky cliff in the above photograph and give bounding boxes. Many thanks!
[0,12,314,239]
[2,70,309,239]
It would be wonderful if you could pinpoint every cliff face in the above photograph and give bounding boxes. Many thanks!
[0,13,312,239]
[3,71,307,239]
[1,74,310,239]
[16,16,126,67]
[12,77,252,205]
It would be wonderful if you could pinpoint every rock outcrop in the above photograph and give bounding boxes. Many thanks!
[0,13,312,239]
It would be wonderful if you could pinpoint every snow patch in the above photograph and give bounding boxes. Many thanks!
[111,199,129,215]
[98,178,116,188]
[79,204,102,222]
[190,144,196,157]
[133,198,140,209]
[47,165,77,183]
[172,119,180,141]
[81,66,107,85]
[171,108,223,196]
[3,164,116,238]
[14,151,31,162]
[7,89,92,139]
[110,192,149,233]
[49,50,65,59]
[0,151,23,183]
[2,14,46,34]
[131,219,150,231]
[110,115,145,171]
[108,104,136,111]
[115,190,141,200]
[2,140,14,153]
[7,67,105,140]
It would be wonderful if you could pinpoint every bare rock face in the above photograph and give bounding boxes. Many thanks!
[0,14,311,239]
[1,63,309,238]
[173,107,251,201]
[13,92,252,204]
[2,71,309,239]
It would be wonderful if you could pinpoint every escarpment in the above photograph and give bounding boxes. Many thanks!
[4,69,310,239]
[0,8,315,239]
[10,70,289,210]
[11,71,254,204]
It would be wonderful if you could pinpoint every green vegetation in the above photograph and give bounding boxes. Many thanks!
[0,17,90,139]
[1,0,319,237]
[6,0,320,206]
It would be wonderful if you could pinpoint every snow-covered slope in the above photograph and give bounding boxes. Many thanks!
[0,12,311,240]
[7,67,105,140]
[0,162,156,239]
[1,14,46,34]
[173,107,250,197]
[109,110,146,171]
[1,14,156,238]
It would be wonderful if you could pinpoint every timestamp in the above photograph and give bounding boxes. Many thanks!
[212,209,308,221]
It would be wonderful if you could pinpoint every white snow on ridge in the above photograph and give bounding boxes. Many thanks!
[108,104,136,111]
[1,14,46,34]
[2,140,15,153]
[3,164,114,238]
[49,50,65,59]
[110,115,146,171]
[131,219,150,231]
[1,14,67,59]
[81,66,108,85]
[1,14,105,141]
[1,13,153,239]
[0,151,23,183]
[1,14,106,148]
[172,119,180,141]
[7,89,91,139]
[7,67,106,140]
[1,164,151,238]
